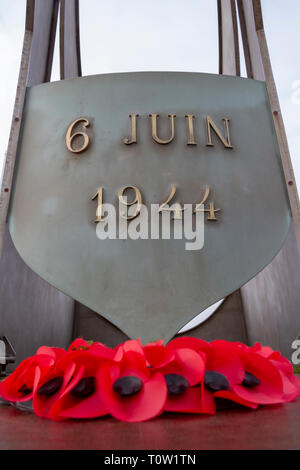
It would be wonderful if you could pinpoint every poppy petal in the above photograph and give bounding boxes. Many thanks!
[214,389,258,409]
[164,387,215,415]
[33,361,77,418]
[157,349,205,386]
[167,337,210,353]
[233,352,284,404]
[89,343,123,362]
[276,369,300,402]
[0,354,54,403]
[36,347,66,361]
[99,367,167,422]
[49,371,107,420]
[205,346,245,385]
[119,339,145,357]
[119,351,150,382]
[143,344,174,368]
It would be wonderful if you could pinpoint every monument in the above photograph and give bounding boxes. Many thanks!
[0,0,299,366]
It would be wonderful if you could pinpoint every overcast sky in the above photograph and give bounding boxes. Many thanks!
[0,0,299,187]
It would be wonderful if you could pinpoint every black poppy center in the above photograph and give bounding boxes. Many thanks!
[113,376,142,397]
[204,371,229,392]
[242,371,261,388]
[18,384,32,395]
[37,377,63,396]
[164,374,189,395]
[70,377,96,398]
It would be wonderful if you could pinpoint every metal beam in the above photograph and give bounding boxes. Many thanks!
[252,0,300,254]
[218,0,240,76]
[25,0,35,32]
[0,0,35,256]
[27,0,59,86]
[237,0,264,80]
[60,0,82,80]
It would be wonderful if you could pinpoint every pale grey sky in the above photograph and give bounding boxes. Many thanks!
[0,0,299,186]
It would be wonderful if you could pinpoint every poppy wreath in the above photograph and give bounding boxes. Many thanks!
[0,337,299,422]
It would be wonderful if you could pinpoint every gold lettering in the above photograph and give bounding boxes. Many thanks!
[118,185,142,220]
[185,114,197,145]
[92,187,103,222]
[206,117,233,149]
[194,186,221,221]
[149,114,176,145]
[159,185,184,219]
[123,114,139,145]
[206,202,220,221]
[66,118,90,153]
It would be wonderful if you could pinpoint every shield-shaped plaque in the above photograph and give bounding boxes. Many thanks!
[9,72,290,342]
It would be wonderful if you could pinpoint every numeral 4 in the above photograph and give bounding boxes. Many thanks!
[194,186,221,221]
[159,185,184,220]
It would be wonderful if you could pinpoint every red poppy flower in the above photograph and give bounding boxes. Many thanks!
[33,358,77,418]
[98,350,167,422]
[198,342,259,409]
[220,350,284,406]
[250,343,300,402]
[200,340,283,407]
[1,337,299,422]
[166,337,255,412]
[146,343,211,414]
[168,339,245,387]
[0,347,65,403]
[124,339,213,416]
[33,346,119,420]
[168,340,257,409]
[48,355,109,421]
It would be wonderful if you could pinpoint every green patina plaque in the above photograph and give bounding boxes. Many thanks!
[9,72,290,342]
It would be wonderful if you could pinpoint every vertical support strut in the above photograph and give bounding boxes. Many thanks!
[218,0,240,76]
[238,0,300,252]
[0,0,35,256]
[27,0,59,86]
[237,0,264,80]
[253,0,300,254]
[0,0,61,255]
[60,0,82,80]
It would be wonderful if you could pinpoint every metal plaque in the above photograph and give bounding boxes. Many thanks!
[8,72,291,342]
